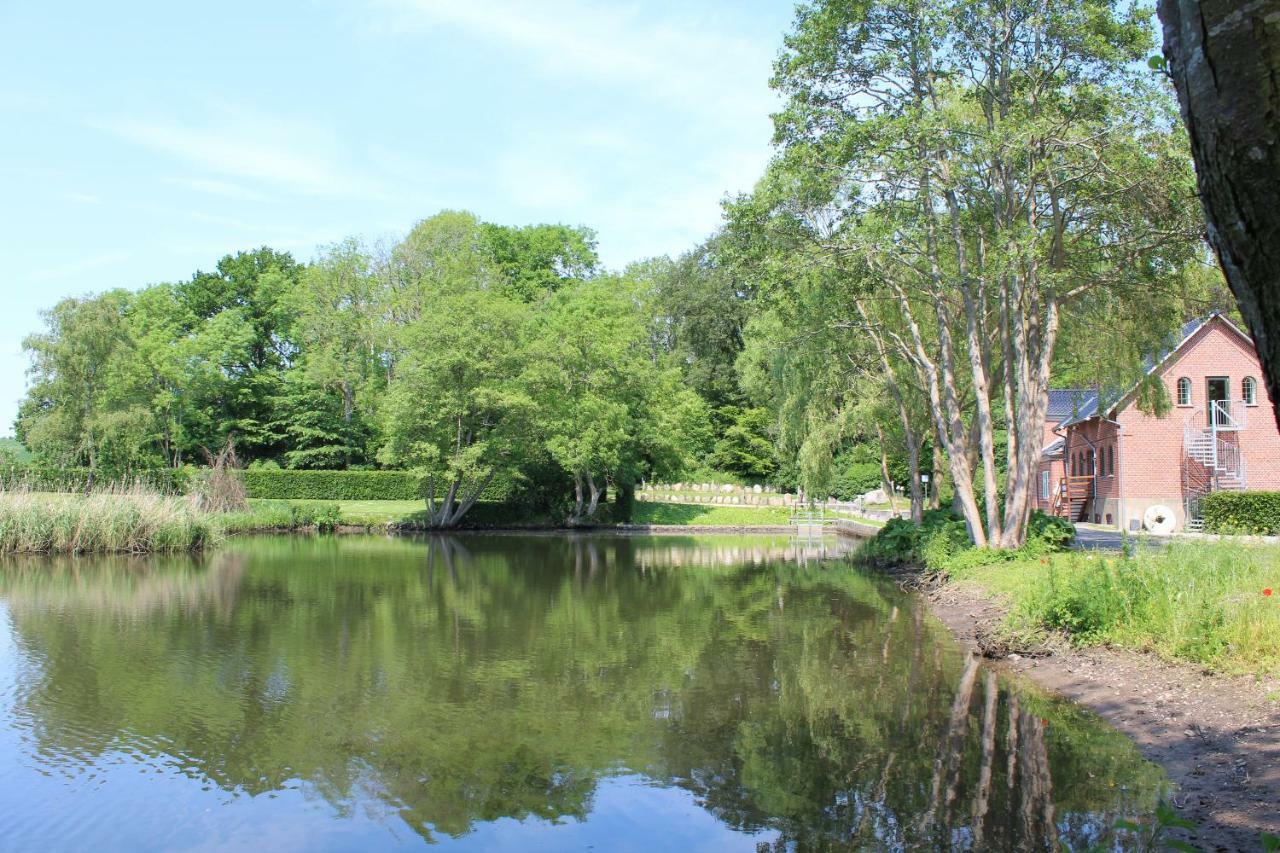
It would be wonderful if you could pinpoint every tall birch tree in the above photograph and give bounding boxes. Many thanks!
[743,0,1201,546]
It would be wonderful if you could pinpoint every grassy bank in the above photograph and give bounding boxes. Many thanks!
[950,543,1280,675]
[0,491,800,555]
[858,512,1280,674]
[0,489,218,554]
[226,498,796,530]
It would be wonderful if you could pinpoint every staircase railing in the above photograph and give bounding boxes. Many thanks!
[1210,399,1247,431]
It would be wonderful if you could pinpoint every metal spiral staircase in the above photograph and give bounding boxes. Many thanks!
[1183,400,1247,530]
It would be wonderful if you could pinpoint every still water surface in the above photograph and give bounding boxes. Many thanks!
[0,534,1163,850]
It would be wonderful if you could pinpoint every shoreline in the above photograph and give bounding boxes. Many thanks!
[913,570,1280,849]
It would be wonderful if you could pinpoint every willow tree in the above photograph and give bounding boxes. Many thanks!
[754,0,1201,547]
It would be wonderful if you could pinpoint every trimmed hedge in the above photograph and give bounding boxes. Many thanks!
[1,465,516,504]
[1,465,192,494]
[239,469,516,502]
[1199,491,1280,535]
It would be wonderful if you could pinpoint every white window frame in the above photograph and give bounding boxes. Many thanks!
[1243,376,1258,406]
[1176,377,1192,407]
[1039,470,1050,500]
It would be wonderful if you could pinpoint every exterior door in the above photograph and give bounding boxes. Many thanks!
[1207,377,1230,426]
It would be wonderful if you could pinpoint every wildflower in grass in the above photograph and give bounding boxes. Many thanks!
[1265,588,1273,597]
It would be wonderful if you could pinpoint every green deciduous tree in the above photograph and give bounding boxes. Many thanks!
[732,0,1201,546]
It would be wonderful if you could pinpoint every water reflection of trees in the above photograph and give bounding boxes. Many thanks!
[1,535,1163,848]
[0,551,245,618]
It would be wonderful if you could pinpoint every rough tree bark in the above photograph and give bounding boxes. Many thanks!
[1160,0,1280,429]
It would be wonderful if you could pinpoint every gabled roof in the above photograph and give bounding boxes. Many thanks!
[1040,437,1064,459]
[1058,313,1253,428]
[1047,389,1098,423]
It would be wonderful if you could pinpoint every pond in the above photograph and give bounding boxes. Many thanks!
[0,534,1163,850]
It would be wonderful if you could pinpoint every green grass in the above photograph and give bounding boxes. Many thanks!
[629,502,793,526]
[0,488,218,554]
[948,541,1280,675]
[230,498,794,529]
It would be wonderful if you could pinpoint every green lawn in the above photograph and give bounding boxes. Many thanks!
[253,498,427,526]
[630,502,793,527]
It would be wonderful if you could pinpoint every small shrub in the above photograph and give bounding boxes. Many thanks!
[194,440,248,513]
[290,502,342,531]
[1026,511,1076,552]
[1200,491,1280,535]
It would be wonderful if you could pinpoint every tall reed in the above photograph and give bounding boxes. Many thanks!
[0,483,219,554]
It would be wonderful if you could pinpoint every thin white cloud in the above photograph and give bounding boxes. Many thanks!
[95,113,382,199]
[367,0,778,117]
[60,191,102,204]
[29,250,132,283]
[166,177,272,203]
[365,0,783,265]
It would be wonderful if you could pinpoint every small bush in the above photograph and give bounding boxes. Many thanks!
[1026,511,1076,552]
[860,509,1073,572]
[1200,491,1280,535]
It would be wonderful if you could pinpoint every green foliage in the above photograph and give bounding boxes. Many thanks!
[0,439,32,465]
[1027,512,1078,552]
[860,510,1076,573]
[478,222,599,301]
[0,464,193,494]
[829,459,883,501]
[709,407,777,481]
[238,469,513,502]
[1199,491,1280,535]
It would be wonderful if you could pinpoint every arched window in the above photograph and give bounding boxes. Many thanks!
[1176,377,1192,406]
[1244,376,1257,406]
[1087,449,1095,475]
[1107,445,1115,477]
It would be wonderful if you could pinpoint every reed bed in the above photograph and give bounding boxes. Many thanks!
[0,484,219,554]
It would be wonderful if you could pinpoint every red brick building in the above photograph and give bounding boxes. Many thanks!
[1033,315,1280,532]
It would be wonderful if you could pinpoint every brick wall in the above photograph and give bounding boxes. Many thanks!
[1071,317,1280,531]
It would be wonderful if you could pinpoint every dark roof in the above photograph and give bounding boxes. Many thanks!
[1041,437,1064,459]
[1056,313,1252,429]
[1047,389,1098,422]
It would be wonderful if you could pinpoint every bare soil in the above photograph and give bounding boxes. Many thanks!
[924,579,1280,851]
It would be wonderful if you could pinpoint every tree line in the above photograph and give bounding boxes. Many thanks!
[18,0,1253,543]
[16,212,774,526]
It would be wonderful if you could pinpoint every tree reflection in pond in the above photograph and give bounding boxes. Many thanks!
[0,534,1164,850]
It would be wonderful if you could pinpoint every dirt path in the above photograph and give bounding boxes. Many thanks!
[925,581,1280,851]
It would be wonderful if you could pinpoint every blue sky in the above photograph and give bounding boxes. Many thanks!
[0,0,793,436]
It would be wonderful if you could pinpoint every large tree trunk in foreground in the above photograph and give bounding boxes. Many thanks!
[1160,0,1280,430]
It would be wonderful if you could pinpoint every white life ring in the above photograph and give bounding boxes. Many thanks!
[1143,505,1177,535]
